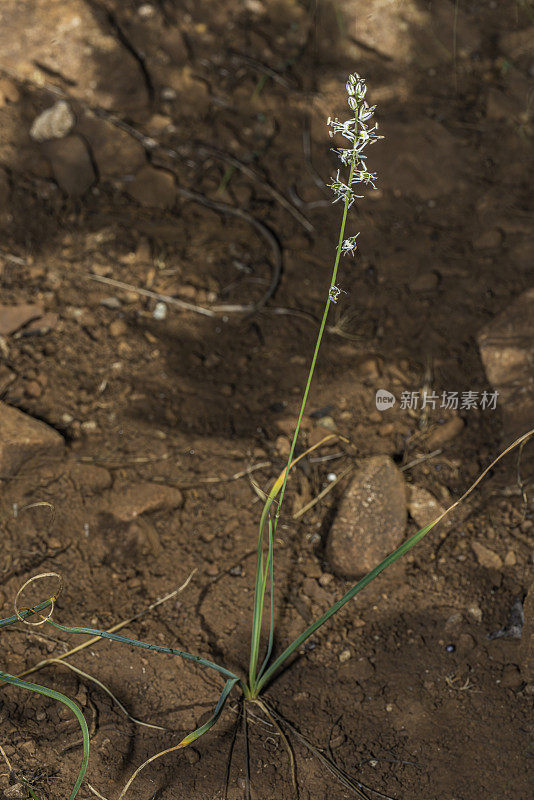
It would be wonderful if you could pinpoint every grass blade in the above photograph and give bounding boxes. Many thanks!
[0,671,89,799]
[258,516,275,680]
[256,427,534,694]
[0,599,52,628]
[250,435,342,688]
[42,619,239,681]
[117,678,239,800]
[248,515,266,687]
[179,677,239,747]
[256,521,435,694]
[249,517,274,688]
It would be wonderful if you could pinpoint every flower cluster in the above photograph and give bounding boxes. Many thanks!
[327,73,382,255]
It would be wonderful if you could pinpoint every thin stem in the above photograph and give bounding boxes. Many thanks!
[271,155,357,540]
[248,173,354,693]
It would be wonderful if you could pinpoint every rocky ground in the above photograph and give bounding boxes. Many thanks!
[0,1,533,799]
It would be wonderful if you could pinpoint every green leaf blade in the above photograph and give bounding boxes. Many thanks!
[0,671,89,800]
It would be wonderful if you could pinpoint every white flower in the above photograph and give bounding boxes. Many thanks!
[358,103,376,122]
[327,73,381,209]
[332,147,367,167]
[327,116,357,142]
[347,73,367,100]
[351,169,378,189]
[328,171,363,207]
[328,284,348,303]
[354,124,382,152]
[340,234,360,256]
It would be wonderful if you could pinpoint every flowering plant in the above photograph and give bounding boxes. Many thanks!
[2,68,534,800]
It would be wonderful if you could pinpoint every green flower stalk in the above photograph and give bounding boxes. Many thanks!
[248,73,382,695]
[276,71,382,535]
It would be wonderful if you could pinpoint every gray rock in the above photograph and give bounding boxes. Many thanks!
[0,303,43,336]
[41,135,95,196]
[425,416,464,450]
[0,402,64,478]
[407,485,446,529]
[408,484,469,534]
[77,114,146,178]
[478,288,534,437]
[471,541,503,570]
[326,455,406,580]
[127,166,176,209]
[105,482,183,522]
[30,100,75,142]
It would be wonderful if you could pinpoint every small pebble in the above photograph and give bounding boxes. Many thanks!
[472,541,503,570]
[339,648,351,663]
[161,87,177,100]
[25,379,42,398]
[317,415,336,431]
[445,612,463,629]
[446,643,455,653]
[153,301,167,320]
[109,319,127,337]
[275,435,291,457]
[504,549,516,567]
[425,417,464,449]
[118,341,131,356]
[81,420,98,433]
[30,100,75,142]
[467,604,483,622]
[100,297,122,309]
[137,3,155,16]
